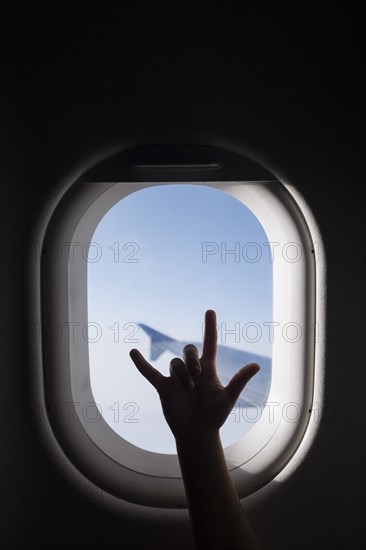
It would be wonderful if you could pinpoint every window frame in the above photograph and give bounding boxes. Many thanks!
[41,147,317,508]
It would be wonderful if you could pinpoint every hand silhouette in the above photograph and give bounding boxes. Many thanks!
[130,310,260,441]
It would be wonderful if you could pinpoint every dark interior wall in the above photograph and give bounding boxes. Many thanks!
[1,4,364,549]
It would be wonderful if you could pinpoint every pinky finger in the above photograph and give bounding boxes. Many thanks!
[130,349,165,391]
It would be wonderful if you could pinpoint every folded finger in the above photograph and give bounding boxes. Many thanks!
[170,357,194,391]
[183,344,201,377]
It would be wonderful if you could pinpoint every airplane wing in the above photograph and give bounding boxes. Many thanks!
[138,323,184,360]
[138,323,271,409]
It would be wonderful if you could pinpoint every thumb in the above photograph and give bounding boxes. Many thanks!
[225,363,260,405]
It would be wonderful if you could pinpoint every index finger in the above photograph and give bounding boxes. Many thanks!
[201,309,218,364]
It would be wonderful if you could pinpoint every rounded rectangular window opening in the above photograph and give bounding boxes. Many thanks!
[42,147,317,508]
[87,183,273,454]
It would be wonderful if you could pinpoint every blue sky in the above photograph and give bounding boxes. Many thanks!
[87,184,273,453]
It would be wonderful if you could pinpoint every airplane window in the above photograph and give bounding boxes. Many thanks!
[42,149,318,508]
[87,184,272,453]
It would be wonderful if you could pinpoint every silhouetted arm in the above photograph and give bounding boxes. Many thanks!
[176,430,259,550]
[130,310,260,550]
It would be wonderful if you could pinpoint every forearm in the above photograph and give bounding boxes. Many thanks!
[176,431,260,550]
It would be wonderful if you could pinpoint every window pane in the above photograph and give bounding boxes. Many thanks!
[88,184,272,454]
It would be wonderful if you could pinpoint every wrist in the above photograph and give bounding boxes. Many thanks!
[175,429,221,450]
[175,429,238,507]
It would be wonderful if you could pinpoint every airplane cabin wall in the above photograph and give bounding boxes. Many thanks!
[1,5,364,549]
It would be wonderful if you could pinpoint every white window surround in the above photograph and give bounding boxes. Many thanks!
[42,176,317,508]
